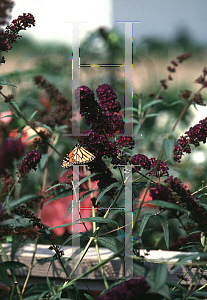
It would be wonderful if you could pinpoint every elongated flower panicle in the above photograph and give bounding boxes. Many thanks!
[150,176,207,235]
[18,150,41,180]
[76,84,128,196]
[130,154,169,177]
[96,276,150,300]
[1,13,35,52]
[173,117,207,162]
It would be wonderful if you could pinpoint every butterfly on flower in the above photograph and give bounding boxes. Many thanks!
[61,144,95,169]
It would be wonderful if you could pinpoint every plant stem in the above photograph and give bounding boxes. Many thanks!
[0,243,23,300]
[60,246,124,292]
[87,170,109,289]
[69,184,125,277]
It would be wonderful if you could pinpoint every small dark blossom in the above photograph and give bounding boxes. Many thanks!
[18,149,41,180]
[1,56,5,63]
[179,90,192,100]
[0,138,24,175]
[171,60,178,67]
[193,93,206,106]
[167,66,176,73]
[176,52,192,63]
[149,158,169,177]
[130,154,151,172]
[160,79,168,89]
[116,136,135,150]
[4,94,14,102]
[96,83,121,114]
[96,276,150,300]
[195,75,204,85]
[168,74,173,81]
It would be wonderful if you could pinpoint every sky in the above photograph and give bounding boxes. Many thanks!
[11,0,112,45]
[11,0,207,46]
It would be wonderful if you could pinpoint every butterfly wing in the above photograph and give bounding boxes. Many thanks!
[61,144,95,169]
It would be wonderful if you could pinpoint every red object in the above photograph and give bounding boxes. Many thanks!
[41,169,98,236]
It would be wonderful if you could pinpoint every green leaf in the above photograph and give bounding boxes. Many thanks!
[64,191,94,219]
[5,194,37,209]
[61,232,83,247]
[84,293,94,300]
[29,110,38,121]
[166,99,184,107]
[142,99,163,111]
[133,124,141,135]
[201,232,207,247]
[79,217,118,226]
[0,114,14,120]
[11,235,22,260]
[25,283,49,294]
[163,137,176,164]
[65,203,72,219]
[144,113,159,118]
[124,107,139,112]
[45,189,72,204]
[49,222,74,230]
[22,295,40,300]
[97,236,123,253]
[37,257,54,264]
[38,291,50,299]
[0,266,12,288]
[40,123,53,133]
[24,133,39,144]
[54,125,69,132]
[79,190,94,201]
[154,263,168,291]
[139,213,152,236]
[46,276,52,292]
[133,259,150,277]
[38,153,48,169]
[192,291,207,297]
[0,81,17,88]
[0,261,28,269]
[96,182,120,204]
[157,215,169,249]
[146,269,171,299]
[146,200,189,213]
[46,183,72,192]
[78,172,100,187]
[50,292,62,299]
[171,253,207,272]
[49,217,118,231]
[11,101,21,113]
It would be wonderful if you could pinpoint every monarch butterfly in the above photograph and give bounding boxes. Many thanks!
[61,144,95,169]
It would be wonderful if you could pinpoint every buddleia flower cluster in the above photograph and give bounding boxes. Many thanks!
[17,149,41,181]
[96,276,150,300]
[75,84,130,196]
